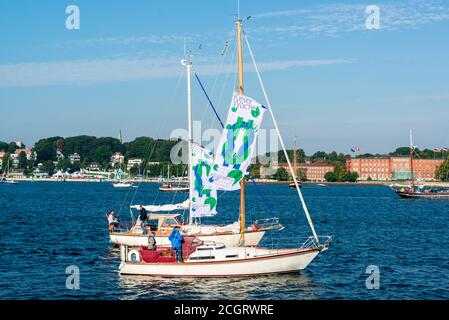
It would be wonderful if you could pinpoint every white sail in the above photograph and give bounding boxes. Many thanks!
[190,143,218,218]
[207,92,266,191]
[130,200,189,212]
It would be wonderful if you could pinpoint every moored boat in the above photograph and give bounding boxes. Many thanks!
[113,182,133,188]
[119,236,331,277]
[110,210,282,247]
[391,130,449,200]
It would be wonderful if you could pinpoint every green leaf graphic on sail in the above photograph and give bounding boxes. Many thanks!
[206,92,266,191]
[190,143,217,218]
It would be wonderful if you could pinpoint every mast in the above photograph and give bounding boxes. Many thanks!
[237,19,246,246]
[409,129,415,190]
[181,55,194,224]
[293,136,297,179]
[242,30,320,243]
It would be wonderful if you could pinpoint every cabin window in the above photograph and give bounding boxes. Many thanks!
[197,247,214,251]
[162,218,178,227]
[189,256,215,260]
[225,255,238,259]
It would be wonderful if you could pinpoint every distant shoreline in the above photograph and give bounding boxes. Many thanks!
[8,177,449,187]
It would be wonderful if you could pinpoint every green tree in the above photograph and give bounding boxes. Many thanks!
[34,137,62,162]
[297,168,307,181]
[273,167,289,181]
[7,142,18,154]
[93,145,112,164]
[324,172,337,182]
[435,158,449,181]
[18,151,27,169]
[41,160,55,175]
[250,164,261,179]
[0,141,8,151]
[56,158,71,171]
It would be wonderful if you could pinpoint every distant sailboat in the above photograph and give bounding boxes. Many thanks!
[0,159,18,184]
[392,130,449,199]
[289,136,302,188]
[158,164,189,192]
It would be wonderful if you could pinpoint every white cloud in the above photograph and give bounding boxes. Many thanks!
[0,57,353,87]
[251,0,449,37]
[373,93,449,103]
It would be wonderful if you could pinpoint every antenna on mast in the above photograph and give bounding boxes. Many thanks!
[237,0,240,20]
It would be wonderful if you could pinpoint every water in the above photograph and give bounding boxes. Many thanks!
[1,182,448,300]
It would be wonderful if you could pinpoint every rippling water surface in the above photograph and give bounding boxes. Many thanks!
[1,182,448,299]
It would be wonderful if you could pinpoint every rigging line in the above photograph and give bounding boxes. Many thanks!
[122,69,184,216]
[194,73,224,128]
[243,29,320,243]
[198,28,236,134]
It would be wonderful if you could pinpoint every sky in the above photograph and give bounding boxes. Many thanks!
[1,0,449,155]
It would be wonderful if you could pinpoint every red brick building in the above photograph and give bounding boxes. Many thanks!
[261,163,334,182]
[346,157,444,181]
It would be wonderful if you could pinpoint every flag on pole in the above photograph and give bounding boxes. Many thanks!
[434,148,441,153]
[441,147,448,152]
[190,143,218,218]
[206,92,266,191]
[350,148,355,153]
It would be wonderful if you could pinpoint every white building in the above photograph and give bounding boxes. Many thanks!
[68,153,81,164]
[110,152,125,165]
[127,159,143,171]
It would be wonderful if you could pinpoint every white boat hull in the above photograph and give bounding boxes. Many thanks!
[113,183,132,188]
[110,230,265,247]
[119,248,320,277]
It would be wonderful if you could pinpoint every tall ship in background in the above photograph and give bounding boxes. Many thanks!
[393,130,449,199]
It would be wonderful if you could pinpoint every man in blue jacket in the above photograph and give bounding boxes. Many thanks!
[169,226,184,262]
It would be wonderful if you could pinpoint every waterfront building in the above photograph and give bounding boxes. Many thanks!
[9,148,36,168]
[127,158,143,171]
[56,149,65,161]
[68,153,81,165]
[87,162,102,171]
[110,152,125,165]
[0,151,5,168]
[260,162,335,182]
[346,157,443,181]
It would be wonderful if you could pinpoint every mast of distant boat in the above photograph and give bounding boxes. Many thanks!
[410,129,415,190]
[293,136,297,179]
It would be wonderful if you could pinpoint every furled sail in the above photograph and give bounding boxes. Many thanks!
[130,200,189,212]
[190,143,218,218]
[207,92,266,190]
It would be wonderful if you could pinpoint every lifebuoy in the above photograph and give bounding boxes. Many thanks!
[127,249,141,262]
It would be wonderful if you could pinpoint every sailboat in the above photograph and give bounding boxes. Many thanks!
[119,16,330,277]
[112,163,133,188]
[289,136,302,188]
[110,48,281,247]
[393,130,449,199]
[158,164,189,192]
[0,158,18,184]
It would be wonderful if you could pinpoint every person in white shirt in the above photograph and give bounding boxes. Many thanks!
[107,210,117,233]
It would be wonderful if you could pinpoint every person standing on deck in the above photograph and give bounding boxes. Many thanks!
[169,226,184,262]
[107,210,119,233]
[139,206,148,235]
